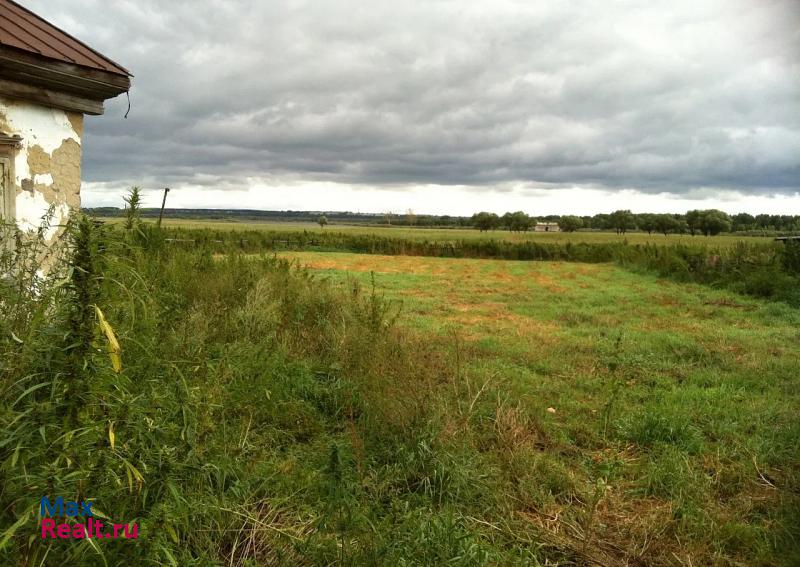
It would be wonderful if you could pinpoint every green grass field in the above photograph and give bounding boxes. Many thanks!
[107,217,771,247]
[3,219,797,565]
[277,250,800,564]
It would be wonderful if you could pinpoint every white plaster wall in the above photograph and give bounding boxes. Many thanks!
[0,95,82,239]
[15,191,70,240]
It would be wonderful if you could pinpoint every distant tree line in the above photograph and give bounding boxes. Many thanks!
[87,206,800,235]
[88,207,476,228]
[469,209,800,236]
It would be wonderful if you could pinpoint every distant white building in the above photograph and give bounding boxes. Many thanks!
[534,222,560,232]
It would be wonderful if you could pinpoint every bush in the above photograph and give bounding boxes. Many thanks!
[781,240,800,275]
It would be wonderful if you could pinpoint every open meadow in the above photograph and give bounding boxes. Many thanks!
[1,221,798,566]
[274,251,800,564]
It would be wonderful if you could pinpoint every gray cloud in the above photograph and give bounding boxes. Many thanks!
[25,0,800,196]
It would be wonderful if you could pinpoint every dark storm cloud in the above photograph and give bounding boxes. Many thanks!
[25,0,800,194]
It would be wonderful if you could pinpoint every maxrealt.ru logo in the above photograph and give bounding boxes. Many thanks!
[40,497,138,540]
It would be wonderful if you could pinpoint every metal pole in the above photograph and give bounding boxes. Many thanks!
[157,187,170,228]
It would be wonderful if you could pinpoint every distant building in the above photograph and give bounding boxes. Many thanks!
[534,222,560,232]
[0,0,131,245]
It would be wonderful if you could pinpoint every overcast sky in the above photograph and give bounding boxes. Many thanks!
[26,0,800,215]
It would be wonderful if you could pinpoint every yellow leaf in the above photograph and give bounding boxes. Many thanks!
[90,506,110,520]
[94,306,122,373]
[166,524,179,544]
[124,461,133,492]
[108,421,116,450]
[121,458,145,493]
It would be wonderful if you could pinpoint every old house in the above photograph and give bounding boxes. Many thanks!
[534,222,560,232]
[0,0,130,244]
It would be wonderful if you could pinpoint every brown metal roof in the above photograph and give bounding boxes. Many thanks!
[0,0,130,77]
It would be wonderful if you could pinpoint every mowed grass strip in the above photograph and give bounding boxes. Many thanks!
[280,250,800,564]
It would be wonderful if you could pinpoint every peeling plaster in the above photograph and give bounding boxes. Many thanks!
[33,173,54,186]
[26,145,51,176]
[66,112,83,138]
[16,190,69,241]
[0,99,80,155]
[0,95,83,244]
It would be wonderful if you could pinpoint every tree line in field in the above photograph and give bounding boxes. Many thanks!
[470,209,800,236]
[88,205,800,235]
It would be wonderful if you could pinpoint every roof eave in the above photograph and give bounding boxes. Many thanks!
[0,45,130,115]
[4,0,131,77]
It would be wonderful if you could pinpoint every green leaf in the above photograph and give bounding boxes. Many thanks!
[0,510,29,549]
